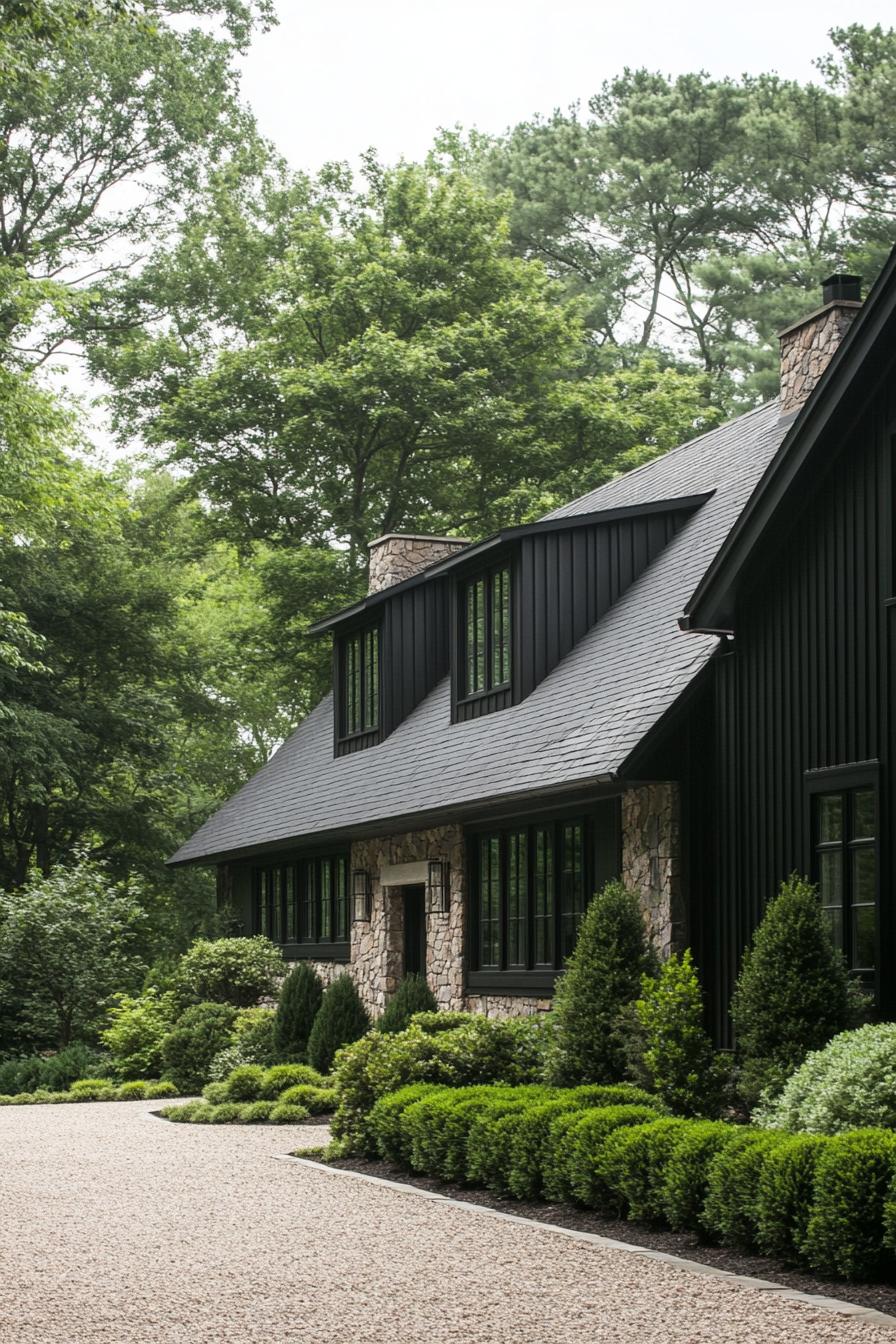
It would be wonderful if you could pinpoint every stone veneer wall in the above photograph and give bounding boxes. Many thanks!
[779,302,861,415]
[621,783,685,958]
[348,826,465,1015]
[366,534,469,594]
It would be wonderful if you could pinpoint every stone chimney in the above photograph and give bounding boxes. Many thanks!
[779,274,862,416]
[367,533,470,594]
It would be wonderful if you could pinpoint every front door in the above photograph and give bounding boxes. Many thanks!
[402,885,426,977]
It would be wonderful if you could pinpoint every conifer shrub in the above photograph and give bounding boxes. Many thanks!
[209,1102,247,1124]
[701,1131,790,1249]
[242,1100,276,1123]
[545,881,655,1085]
[729,875,865,1109]
[307,975,371,1074]
[596,1118,688,1222]
[661,1121,740,1230]
[202,1081,230,1105]
[561,1105,661,1207]
[632,950,722,1117]
[115,1080,148,1100]
[379,974,438,1035]
[755,1134,828,1261]
[160,1002,237,1094]
[260,1063,328,1098]
[802,1130,896,1279]
[273,962,323,1062]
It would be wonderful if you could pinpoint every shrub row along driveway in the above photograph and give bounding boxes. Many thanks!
[0,1101,891,1344]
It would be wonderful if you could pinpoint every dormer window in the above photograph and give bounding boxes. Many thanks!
[336,624,381,752]
[464,564,511,697]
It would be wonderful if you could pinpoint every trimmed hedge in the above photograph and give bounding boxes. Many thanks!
[160,1099,311,1125]
[353,1080,896,1282]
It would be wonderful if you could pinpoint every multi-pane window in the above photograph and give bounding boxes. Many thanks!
[253,854,350,950]
[814,786,877,979]
[464,565,511,697]
[473,818,589,973]
[343,626,379,736]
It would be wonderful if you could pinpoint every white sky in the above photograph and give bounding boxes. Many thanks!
[238,0,889,171]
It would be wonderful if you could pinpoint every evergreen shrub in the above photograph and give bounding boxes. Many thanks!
[307,975,370,1074]
[278,1084,337,1114]
[729,875,865,1109]
[596,1119,688,1222]
[546,881,655,1086]
[661,1121,740,1230]
[160,1002,237,1094]
[632,951,722,1116]
[369,1084,444,1164]
[268,1102,310,1124]
[754,1134,828,1261]
[802,1130,896,1279]
[273,962,323,1062]
[379,974,438,1035]
[561,1105,661,1207]
[224,1064,266,1101]
[701,1131,790,1248]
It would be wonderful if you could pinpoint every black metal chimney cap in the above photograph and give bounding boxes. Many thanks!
[821,273,862,304]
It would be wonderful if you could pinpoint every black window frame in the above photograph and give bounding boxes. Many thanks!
[466,805,618,995]
[252,851,350,961]
[806,762,879,995]
[335,620,381,753]
[460,562,512,701]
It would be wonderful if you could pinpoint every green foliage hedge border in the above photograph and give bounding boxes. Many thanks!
[0,1079,179,1104]
[361,1083,896,1282]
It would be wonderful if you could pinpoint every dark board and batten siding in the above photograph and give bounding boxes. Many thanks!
[452,506,693,721]
[335,578,449,755]
[708,371,896,1040]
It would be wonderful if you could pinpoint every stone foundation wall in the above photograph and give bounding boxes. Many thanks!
[348,826,465,1015]
[621,782,684,958]
[463,993,552,1017]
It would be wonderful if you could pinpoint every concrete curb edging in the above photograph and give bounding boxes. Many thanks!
[276,1153,896,1330]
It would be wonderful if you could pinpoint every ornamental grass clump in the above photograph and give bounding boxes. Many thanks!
[273,962,323,1062]
[754,1023,896,1134]
[729,875,865,1109]
[545,881,655,1086]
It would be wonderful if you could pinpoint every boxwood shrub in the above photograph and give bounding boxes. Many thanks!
[802,1130,896,1279]
[754,1133,829,1262]
[701,1131,791,1249]
[561,1106,661,1207]
[661,1121,740,1231]
[595,1118,688,1222]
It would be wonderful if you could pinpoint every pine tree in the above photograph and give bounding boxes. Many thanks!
[273,962,323,1062]
[307,974,371,1074]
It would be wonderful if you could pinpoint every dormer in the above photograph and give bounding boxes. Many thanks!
[310,498,711,753]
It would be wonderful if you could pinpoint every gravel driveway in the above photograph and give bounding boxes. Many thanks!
[0,1100,892,1344]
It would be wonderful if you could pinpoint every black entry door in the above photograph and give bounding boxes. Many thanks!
[403,885,426,977]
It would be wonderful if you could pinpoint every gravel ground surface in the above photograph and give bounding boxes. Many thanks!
[1,1100,894,1344]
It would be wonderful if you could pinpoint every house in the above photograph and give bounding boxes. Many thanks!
[169,249,896,1040]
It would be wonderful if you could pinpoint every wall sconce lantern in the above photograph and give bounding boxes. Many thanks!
[427,859,450,914]
[352,868,372,922]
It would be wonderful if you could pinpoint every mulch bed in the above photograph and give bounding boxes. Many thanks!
[320,1154,896,1317]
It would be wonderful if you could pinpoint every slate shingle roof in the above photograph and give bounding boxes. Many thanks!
[170,399,788,865]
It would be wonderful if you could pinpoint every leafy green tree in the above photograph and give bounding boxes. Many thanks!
[0,855,149,1050]
[545,881,656,1085]
[172,936,283,1009]
[95,158,716,564]
[730,874,866,1109]
[274,962,323,1063]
